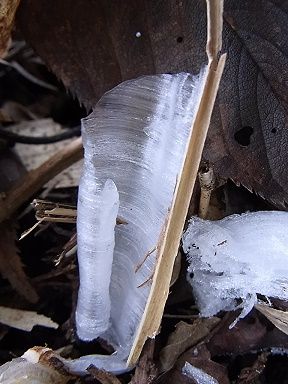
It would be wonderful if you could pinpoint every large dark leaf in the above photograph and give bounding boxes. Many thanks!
[16,0,288,205]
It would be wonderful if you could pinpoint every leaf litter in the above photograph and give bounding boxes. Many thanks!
[16,0,288,207]
[0,1,287,383]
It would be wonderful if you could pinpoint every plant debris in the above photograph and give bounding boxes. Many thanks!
[0,306,58,332]
[16,0,288,206]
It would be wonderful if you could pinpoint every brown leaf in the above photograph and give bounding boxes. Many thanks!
[159,318,220,372]
[16,0,207,109]
[0,0,21,58]
[204,0,288,207]
[0,222,38,302]
[180,344,229,384]
[16,0,288,206]
[207,314,267,356]
[159,344,229,384]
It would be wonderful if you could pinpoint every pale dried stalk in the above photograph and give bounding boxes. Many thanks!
[19,201,77,240]
[127,0,226,366]
[198,166,215,219]
[256,304,288,336]
[0,137,83,224]
[206,0,223,62]
[33,199,77,223]
[20,198,127,240]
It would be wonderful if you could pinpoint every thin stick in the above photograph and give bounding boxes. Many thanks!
[0,137,83,224]
[206,0,223,63]
[127,0,226,366]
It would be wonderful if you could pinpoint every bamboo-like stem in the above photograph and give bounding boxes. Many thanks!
[0,137,83,224]
[127,0,226,366]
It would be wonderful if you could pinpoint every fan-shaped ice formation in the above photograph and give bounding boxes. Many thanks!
[76,70,207,367]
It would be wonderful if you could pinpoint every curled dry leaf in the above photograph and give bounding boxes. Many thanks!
[0,306,58,332]
[159,318,220,372]
[256,303,288,336]
[0,0,21,58]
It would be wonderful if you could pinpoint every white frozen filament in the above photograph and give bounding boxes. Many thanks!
[182,211,288,321]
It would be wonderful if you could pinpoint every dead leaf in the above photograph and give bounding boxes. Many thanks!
[0,0,21,58]
[256,304,288,336]
[207,314,267,356]
[16,0,288,206]
[0,305,58,331]
[180,345,229,384]
[160,344,229,384]
[0,223,38,303]
[159,318,220,372]
[204,0,288,207]
[16,0,207,109]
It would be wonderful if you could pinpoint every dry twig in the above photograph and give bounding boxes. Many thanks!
[0,137,83,224]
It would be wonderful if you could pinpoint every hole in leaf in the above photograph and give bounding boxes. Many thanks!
[271,128,277,134]
[177,36,183,43]
[234,126,254,146]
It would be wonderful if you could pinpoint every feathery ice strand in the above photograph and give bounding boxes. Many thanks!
[182,211,288,322]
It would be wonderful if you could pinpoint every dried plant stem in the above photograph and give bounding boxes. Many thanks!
[128,0,226,366]
[0,137,83,224]
[198,166,215,219]
[33,199,77,223]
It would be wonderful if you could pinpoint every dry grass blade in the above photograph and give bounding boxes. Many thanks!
[127,0,226,366]
[33,199,77,223]
[256,303,288,336]
[0,223,38,303]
